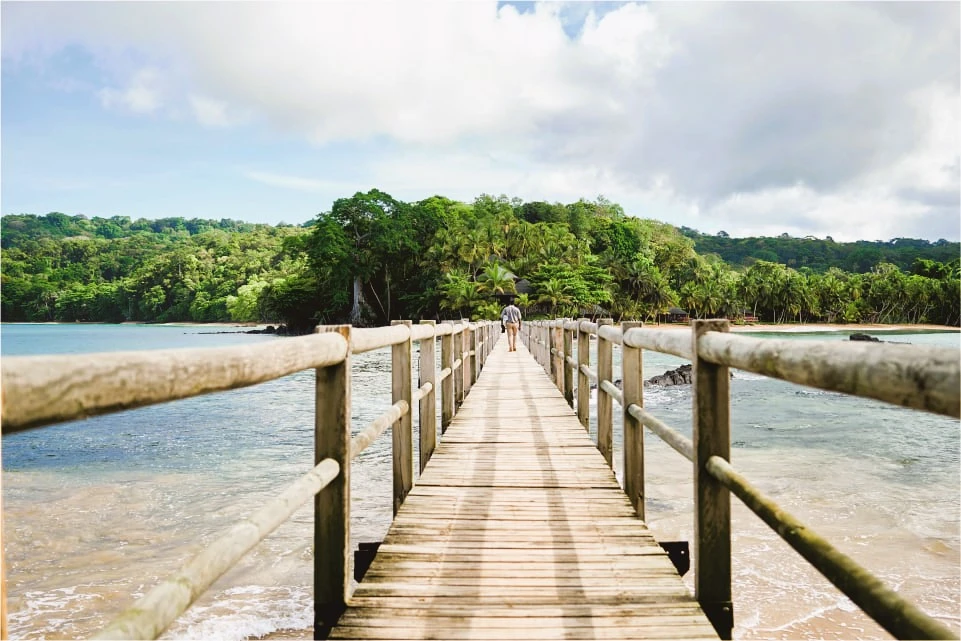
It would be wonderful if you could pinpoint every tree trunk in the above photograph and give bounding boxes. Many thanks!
[350,276,365,325]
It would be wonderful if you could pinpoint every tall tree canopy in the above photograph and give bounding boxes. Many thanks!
[3,197,958,329]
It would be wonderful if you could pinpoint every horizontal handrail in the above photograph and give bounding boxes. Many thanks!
[578,320,598,335]
[705,456,957,640]
[409,324,437,341]
[412,381,433,404]
[1,333,349,433]
[627,403,694,461]
[579,364,597,383]
[351,401,409,460]
[351,325,412,354]
[93,458,341,640]
[351,321,469,354]
[525,317,960,640]
[597,324,623,345]
[4,319,499,640]
[599,379,622,405]
[697,333,961,418]
[623,327,693,360]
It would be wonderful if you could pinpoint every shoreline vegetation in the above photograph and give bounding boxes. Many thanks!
[2,320,957,333]
[2,199,959,331]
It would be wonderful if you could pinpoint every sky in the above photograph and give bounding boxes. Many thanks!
[2,1,959,243]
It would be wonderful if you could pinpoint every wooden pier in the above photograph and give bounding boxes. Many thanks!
[3,318,958,640]
[333,339,718,640]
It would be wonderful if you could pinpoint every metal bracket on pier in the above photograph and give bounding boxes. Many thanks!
[658,540,690,576]
[700,600,734,640]
[354,541,381,582]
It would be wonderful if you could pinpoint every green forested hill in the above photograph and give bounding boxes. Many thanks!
[2,194,958,329]
[680,227,959,273]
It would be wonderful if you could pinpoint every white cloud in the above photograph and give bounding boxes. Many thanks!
[3,1,958,240]
[189,95,246,128]
[244,170,354,194]
[99,68,164,114]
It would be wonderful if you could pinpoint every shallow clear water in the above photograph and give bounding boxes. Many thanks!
[2,323,959,639]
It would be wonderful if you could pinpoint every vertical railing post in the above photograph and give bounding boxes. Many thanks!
[419,320,437,473]
[692,319,733,639]
[484,322,491,364]
[541,324,549,370]
[441,325,454,434]
[391,320,413,516]
[466,322,476,393]
[454,323,464,409]
[552,322,564,392]
[482,322,487,363]
[597,318,614,467]
[621,321,644,517]
[314,324,351,638]
[563,319,574,408]
[472,324,480,383]
[576,318,590,431]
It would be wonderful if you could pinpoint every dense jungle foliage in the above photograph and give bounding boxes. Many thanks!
[2,192,959,330]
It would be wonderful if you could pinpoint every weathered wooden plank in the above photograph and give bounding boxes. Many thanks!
[359,573,684,586]
[351,584,696,597]
[596,318,614,467]
[391,320,413,516]
[337,613,709,627]
[418,321,436,472]
[347,593,705,608]
[331,625,716,640]
[692,320,732,639]
[331,337,717,641]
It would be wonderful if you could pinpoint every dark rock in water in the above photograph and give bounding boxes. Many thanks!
[643,364,733,387]
[849,333,881,342]
[645,364,693,387]
[589,363,732,390]
[589,378,622,391]
[246,324,290,335]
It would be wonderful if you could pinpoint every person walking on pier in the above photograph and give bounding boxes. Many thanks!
[501,300,522,352]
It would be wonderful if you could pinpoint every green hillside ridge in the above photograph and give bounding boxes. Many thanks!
[2,192,958,330]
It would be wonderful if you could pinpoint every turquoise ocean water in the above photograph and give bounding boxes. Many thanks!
[2,324,958,639]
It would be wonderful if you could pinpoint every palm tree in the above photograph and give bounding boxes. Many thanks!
[439,271,483,318]
[477,263,517,296]
[536,278,573,316]
[514,293,532,314]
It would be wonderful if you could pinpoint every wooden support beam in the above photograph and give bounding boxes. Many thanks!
[391,320,413,516]
[314,324,352,638]
[418,321,437,472]
[454,324,465,410]
[692,319,732,640]
[552,324,564,392]
[597,318,614,468]
[563,320,574,408]
[576,318,590,431]
[621,321,644,518]
[441,327,454,434]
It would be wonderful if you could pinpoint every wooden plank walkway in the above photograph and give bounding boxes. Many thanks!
[331,337,719,640]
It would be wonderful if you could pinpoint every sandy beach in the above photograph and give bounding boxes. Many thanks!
[724,322,957,333]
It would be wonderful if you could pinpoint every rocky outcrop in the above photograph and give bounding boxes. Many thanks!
[246,324,289,335]
[645,364,693,387]
[849,333,881,342]
[590,363,732,390]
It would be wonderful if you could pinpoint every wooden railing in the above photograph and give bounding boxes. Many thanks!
[0,319,498,640]
[521,318,960,640]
